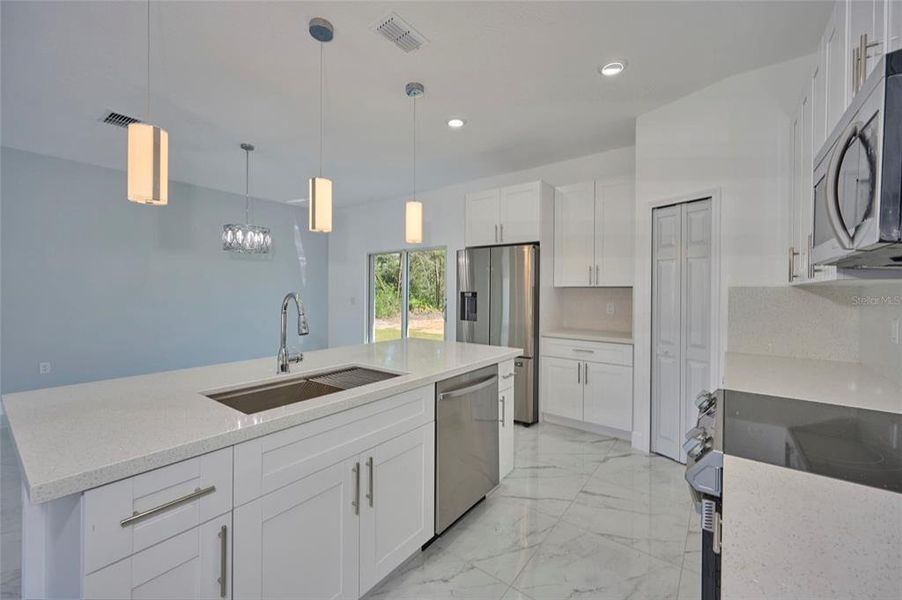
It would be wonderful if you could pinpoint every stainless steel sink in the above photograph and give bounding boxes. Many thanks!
[206,367,400,415]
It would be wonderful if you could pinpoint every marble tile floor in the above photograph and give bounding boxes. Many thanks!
[366,422,700,600]
[0,421,701,600]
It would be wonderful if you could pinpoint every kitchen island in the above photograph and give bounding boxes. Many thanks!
[2,339,520,600]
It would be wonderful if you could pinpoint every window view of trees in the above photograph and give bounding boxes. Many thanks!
[372,249,446,342]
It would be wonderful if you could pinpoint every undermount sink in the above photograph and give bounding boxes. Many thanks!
[205,367,401,415]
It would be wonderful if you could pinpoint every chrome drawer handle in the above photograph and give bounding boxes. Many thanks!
[572,348,595,354]
[501,373,515,380]
[366,457,374,507]
[438,375,498,400]
[120,485,216,528]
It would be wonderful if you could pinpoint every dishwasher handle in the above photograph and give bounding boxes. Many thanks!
[438,375,498,400]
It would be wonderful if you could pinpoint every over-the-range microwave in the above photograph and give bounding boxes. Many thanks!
[811,49,902,269]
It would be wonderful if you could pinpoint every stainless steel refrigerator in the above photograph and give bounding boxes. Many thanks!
[456,244,539,424]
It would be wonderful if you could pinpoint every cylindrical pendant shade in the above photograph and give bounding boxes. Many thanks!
[308,176,332,232]
[127,123,168,205]
[405,200,423,244]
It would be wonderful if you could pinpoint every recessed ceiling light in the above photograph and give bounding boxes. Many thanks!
[599,61,626,77]
[447,118,467,129]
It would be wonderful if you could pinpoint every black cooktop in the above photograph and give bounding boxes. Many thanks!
[722,390,902,494]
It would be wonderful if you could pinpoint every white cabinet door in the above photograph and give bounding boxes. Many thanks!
[583,362,633,432]
[233,459,359,600]
[812,54,827,152]
[888,0,902,52]
[597,181,635,286]
[848,0,887,82]
[359,424,435,595]
[498,385,514,478]
[466,189,501,246]
[499,182,542,244]
[824,2,849,135]
[554,182,596,286]
[83,513,230,600]
[541,356,583,421]
[789,104,804,283]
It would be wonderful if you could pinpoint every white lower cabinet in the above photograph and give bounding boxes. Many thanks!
[541,337,633,435]
[232,459,359,600]
[359,425,435,592]
[233,423,435,600]
[83,513,231,600]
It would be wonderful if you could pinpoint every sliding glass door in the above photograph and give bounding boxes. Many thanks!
[368,248,446,342]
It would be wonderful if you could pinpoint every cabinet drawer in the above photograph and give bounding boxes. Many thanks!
[83,512,230,600]
[83,447,233,575]
[541,337,633,366]
[234,385,434,506]
[499,360,515,392]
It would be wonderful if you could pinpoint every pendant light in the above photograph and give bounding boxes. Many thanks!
[222,143,272,254]
[405,82,424,244]
[308,18,334,233]
[128,0,168,205]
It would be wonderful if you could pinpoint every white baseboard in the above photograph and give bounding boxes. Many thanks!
[541,413,631,442]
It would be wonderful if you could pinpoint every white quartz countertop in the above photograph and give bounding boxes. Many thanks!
[724,352,902,414]
[541,328,633,344]
[2,340,520,504]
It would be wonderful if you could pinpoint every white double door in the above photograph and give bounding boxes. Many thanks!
[651,200,713,463]
[233,424,435,599]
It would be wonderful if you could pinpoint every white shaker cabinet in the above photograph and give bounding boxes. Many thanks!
[84,513,231,600]
[541,337,633,435]
[465,189,501,246]
[359,425,435,593]
[465,181,549,246]
[553,180,634,287]
[498,360,515,479]
[232,459,359,600]
[824,1,848,135]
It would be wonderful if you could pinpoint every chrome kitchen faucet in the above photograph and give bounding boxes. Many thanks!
[277,292,309,373]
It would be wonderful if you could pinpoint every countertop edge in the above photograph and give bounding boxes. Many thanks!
[541,329,634,345]
[13,347,521,504]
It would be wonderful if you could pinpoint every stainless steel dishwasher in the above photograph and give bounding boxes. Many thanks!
[434,365,500,534]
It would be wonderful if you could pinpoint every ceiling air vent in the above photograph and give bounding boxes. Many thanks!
[101,111,141,128]
[371,12,428,53]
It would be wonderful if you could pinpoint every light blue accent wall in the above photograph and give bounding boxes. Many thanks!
[0,148,328,393]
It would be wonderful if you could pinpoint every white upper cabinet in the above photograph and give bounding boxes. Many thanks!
[499,182,544,244]
[465,189,502,246]
[553,180,635,287]
[889,0,902,52]
[554,182,596,286]
[824,1,848,136]
[465,181,546,246]
[848,0,887,86]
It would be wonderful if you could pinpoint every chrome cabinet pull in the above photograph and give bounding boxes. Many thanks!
[501,372,515,380]
[583,362,588,385]
[356,462,362,512]
[217,525,227,598]
[572,348,594,354]
[494,224,498,243]
[120,485,216,527]
[588,265,592,285]
[500,395,506,426]
[366,456,374,507]
[577,362,581,384]
[788,246,799,281]
[438,375,498,400]
[500,224,504,242]
[595,265,600,285]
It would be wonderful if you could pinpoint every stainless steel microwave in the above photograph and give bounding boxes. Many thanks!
[811,49,902,269]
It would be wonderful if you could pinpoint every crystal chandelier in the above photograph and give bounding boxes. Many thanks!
[223,143,272,254]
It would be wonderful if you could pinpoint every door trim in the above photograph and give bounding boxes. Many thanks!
[635,188,723,456]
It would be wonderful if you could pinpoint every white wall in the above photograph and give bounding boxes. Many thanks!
[1,148,329,392]
[631,54,816,451]
[327,146,635,347]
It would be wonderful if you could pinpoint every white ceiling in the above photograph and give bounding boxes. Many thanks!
[1,1,831,206]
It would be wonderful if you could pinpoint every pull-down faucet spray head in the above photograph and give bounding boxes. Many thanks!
[278,292,309,373]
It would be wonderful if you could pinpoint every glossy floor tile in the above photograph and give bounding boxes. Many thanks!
[367,423,702,600]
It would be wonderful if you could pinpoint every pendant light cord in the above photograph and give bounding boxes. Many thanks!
[146,0,151,121]
[319,42,324,177]
[412,95,417,199]
[244,147,250,224]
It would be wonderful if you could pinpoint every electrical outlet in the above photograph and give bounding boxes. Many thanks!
[606,303,616,315]
[891,319,900,345]
[39,362,51,375]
